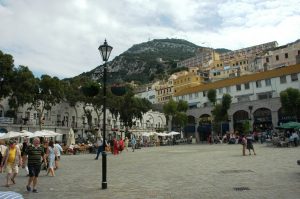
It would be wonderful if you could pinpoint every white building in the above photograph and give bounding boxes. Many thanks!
[173,64,300,142]
[0,99,166,141]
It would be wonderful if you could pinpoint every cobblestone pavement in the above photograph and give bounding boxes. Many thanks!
[0,144,299,199]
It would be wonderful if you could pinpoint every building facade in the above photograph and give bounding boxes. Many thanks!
[174,64,300,142]
[0,99,166,141]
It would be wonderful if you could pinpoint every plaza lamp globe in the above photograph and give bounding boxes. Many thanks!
[98,39,113,62]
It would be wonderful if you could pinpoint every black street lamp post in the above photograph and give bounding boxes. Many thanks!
[98,39,113,190]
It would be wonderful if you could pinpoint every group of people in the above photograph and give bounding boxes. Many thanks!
[94,136,137,159]
[241,133,257,156]
[0,137,63,193]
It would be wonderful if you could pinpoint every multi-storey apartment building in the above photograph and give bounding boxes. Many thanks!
[251,40,300,72]
[173,64,300,142]
[177,47,218,68]
[173,71,203,94]
[155,69,205,104]
[219,41,278,61]
[155,78,174,104]
[176,41,279,82]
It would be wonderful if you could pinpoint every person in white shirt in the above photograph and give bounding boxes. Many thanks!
[94,137,103,160]
[0,140,7,173]
[54,141,63,170]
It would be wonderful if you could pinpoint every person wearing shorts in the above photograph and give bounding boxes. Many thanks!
[1,140,22,187]
[24,138,46,193]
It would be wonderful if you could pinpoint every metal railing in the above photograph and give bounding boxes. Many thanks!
[0,117,14,124]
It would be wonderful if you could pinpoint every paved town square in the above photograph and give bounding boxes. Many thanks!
[0,144,299,199]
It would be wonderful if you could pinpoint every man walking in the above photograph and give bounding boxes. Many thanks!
[21,138,30,176]
[24,138,46,193]
[94,137,103,160]
[131,136,136,152]
[54,141,63,169]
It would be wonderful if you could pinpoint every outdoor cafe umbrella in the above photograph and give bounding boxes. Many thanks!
[279,121,300,129]
[168,131,181,136]
[0,131,21,140]
[19,130,34,138]
[32,130,61,138]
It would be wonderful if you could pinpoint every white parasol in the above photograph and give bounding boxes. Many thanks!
[0,131,21,139]
[20,130,34,138]
[32,130,61,138]
[168,131,180,136]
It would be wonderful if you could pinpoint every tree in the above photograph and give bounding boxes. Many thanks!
[208,90,232,135]
[163,99,188,132]
[31,75,64,130]
[63,76,103,130]
[0,50,14,100]
[107,86,152,128]
[207,89,216,106]
[80,81,101,129]
[280,88,300,121]
[7,66,37,121]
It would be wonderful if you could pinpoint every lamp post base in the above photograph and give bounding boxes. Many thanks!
[102,182,107,189]
[101,151,107,189]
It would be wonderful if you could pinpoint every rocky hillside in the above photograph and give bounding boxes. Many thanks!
[80,38,231,84]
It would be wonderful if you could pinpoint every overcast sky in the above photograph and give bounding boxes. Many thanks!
[1,0,300,79]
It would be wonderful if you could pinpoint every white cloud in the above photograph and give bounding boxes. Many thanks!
[0,0,299,79]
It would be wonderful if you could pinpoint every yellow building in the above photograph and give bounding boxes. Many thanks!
[155,78,174,104]
[173,71,203,94]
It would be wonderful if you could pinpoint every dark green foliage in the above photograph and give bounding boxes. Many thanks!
[280,88,300,121]
[0,50,14,99]
[81,82,100,97]
[5,110,16,118]
[8,66,37,114]
[211,94,232,123]
[163,99,188,128]
[207,89,217,105]
[107,86,152,128]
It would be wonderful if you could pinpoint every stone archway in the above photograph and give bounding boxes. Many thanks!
[184,115,196,138]
[253,108,272,131]
[233,110,249,134]
[197,114,212,142]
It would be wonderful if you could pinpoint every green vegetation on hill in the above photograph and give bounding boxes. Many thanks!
[75,39,231,85]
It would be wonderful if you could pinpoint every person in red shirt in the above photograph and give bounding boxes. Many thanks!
[118,139,124,153]
[113,138,119,155]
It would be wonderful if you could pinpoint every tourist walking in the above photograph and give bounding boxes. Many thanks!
[1,140,22,187]
[94,137,103,160]
[109,139,114,154]
[241,135,247,156]
[119,139,124,153]
[131,137,136,152]
[54,141,63,169]
[246,133,256,155]
[46,141,58,177]
[21,138,30,176]
[25,137,46,193]
[113,137,119,155]
[124,137,129,152]
[0,140,7,173]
